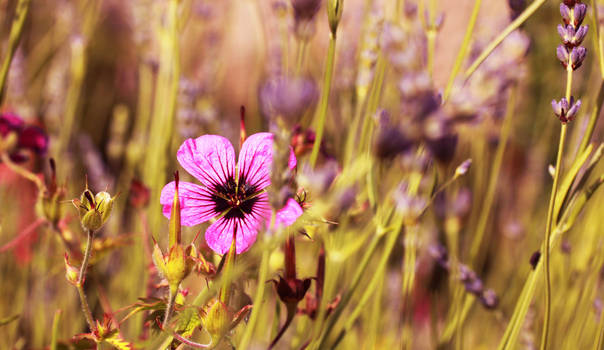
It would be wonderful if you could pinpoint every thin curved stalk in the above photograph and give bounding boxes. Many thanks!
[539,67,573,350]
[310,34,337,168]
[443,0,483,101]
[463,0,549,82]
[0,0,31,104]
[76,229,96,331]
[469,85,516,266]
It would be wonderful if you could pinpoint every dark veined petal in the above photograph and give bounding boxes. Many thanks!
[177,135,236,190]
[160,181,219,226]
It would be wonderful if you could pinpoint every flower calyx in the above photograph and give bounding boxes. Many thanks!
[152,172,197,293]
[72,182,115,232]
[201,299,252,344]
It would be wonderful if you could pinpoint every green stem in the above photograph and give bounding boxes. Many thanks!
[443,0,483,101]
[50,310,61,350]
[238,248,270,350]
[295,39,308,75]
[0,0,31,104]
[162,286,177,328]
[539,67,573,350]
[401,223,419,350]
[329,219,403,350]
[310,34,337,168]
[76,229,96,332]
[590,0,604,78]
[219,227,238,305]
[469,85,516,266]
[577,80,604,154]
[463,0,548,81]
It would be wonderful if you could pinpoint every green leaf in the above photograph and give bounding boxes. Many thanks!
[103,331,134,350]
[177,307,202,338]
[554,143,593,222]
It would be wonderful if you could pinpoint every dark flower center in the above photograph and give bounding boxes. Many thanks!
[211,175,260,220]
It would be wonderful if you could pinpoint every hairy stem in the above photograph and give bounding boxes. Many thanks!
[76,229,96,331]
[162,286,177,328]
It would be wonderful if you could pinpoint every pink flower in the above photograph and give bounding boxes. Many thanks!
[160,133,303,254]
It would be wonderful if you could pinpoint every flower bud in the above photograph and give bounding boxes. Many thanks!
[560,3,571,25]
[64,253,80,286]
[327,0,343,36]
[72,188,115,232]
[573,3,587,27]
[557,45,570,68]
[569,46,587,70]
[455,159,472,177]
[552,96,581,123]
[202,300,232,343]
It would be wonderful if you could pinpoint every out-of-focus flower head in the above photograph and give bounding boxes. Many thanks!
[160,133,303,254]
[373,110,413,160]
[291,0,322,39]
[259,76,318,124]
[0,113,48,163]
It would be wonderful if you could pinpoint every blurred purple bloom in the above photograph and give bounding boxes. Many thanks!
[0,113,48,163]
[259,76,318,123]
[291,0,321,22]
[160,133,302,254]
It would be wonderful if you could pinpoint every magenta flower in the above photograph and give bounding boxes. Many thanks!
[0,113,48,163]
[160,133,303,254]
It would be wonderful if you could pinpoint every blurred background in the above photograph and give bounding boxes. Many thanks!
[1,0,604,349]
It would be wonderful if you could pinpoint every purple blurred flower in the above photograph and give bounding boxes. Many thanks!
[160,133,302,254]
[0,113,48,163]
[291,0,321,22]
[259,76,318,123]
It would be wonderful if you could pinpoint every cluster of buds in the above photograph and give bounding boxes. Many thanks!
[556,1,588,70]
[429,244,498,309]
[551,96,582,124]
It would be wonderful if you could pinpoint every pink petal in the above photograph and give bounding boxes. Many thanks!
[274,198,303,229]
[288,148,297,169]
[238,133,274,190]
[204,216,261,254]
[160,181,219,226]
[177,135,236,189]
